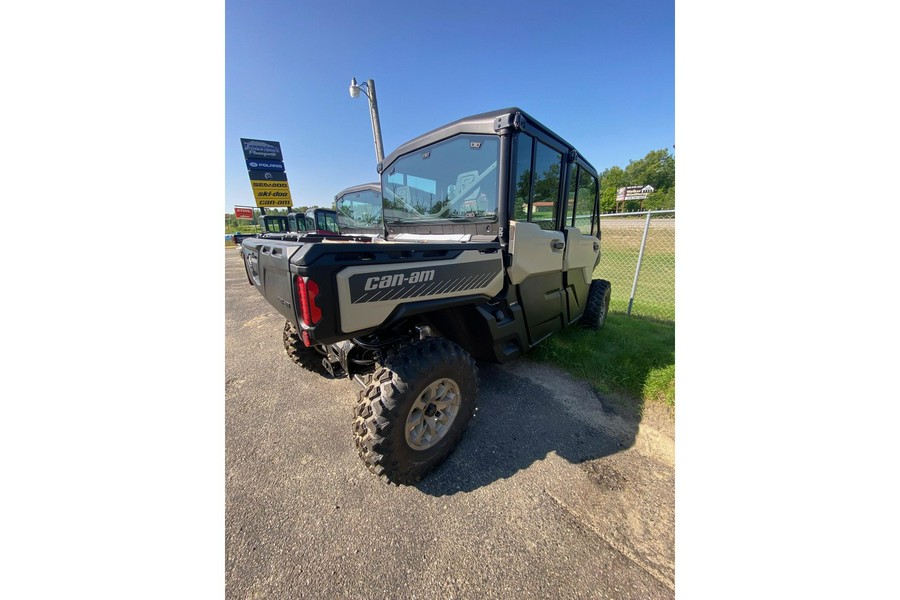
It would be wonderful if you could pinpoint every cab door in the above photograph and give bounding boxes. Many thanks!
[507,133,568,346]
[561,162,601,324]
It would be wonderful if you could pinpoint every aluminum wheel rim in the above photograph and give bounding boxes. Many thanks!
[405,378,461,451]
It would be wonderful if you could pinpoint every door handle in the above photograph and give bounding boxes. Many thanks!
[551,240,565,250]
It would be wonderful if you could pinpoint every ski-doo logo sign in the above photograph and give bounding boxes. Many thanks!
[348,261,498,304]
[365,270,434,291]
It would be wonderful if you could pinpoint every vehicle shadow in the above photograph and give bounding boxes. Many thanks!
[415,361,640,496]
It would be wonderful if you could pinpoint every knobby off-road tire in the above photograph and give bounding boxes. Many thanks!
[282,320,327,373]
[352,338,478,485]
[581,279,611,329]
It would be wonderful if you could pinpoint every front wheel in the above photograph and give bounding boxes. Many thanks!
[352,338,477,484]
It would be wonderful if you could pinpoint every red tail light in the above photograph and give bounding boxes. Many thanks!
[295,276,322,327]
[306,279,322,324]
[296,276,310,325]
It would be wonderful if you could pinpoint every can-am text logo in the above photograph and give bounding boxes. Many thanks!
[364,270,435,291]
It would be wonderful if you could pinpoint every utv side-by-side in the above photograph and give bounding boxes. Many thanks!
[233,207,348,245]
[334,182,384,237]
[240,107,611,484]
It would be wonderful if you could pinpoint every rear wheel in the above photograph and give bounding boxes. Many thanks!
[581,279,611,329]
[282,320,327,373]
[352,338,477,484]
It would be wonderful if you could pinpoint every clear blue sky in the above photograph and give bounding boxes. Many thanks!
[225,0,673,212]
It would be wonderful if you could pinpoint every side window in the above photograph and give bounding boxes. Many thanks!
[574,167,597,234]
[324,213,339,233]
[512,133,533,221]
[531,141,562,230]
[566,163,580,227]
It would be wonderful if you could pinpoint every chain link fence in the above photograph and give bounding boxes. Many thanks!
[226,209,675,320]
[592,210,674,321]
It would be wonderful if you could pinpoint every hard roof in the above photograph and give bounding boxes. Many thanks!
[334,182,381,201]
[381,107,597,176]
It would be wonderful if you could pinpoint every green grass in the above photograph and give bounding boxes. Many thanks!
[531,312,675,415]
[595,249,675,322]
[226,225,262,234]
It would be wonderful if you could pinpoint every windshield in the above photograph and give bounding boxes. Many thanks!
[288,213,307,231]
[382,134,499,223]
[336,189,382,227]
[316,210,340,233]
[263,216,290,233]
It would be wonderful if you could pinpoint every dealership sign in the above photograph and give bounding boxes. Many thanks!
[616,185,656,202]
[234,207,254,220]
[241,138,293,207]
[241,139,283,161]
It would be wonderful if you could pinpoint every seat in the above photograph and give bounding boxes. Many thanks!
[452,170,480,202]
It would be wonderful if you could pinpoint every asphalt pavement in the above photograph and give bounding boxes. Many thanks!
[225,247,675,599]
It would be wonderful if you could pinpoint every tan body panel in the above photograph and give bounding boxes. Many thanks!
[562,226,600,286]
[335,251,504,333]
[506,221,565,285]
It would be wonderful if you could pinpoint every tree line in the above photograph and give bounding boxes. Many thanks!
[599,148,675,213]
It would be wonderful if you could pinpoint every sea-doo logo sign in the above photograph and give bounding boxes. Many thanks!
[251,181,289,189]
[364,270,434,291]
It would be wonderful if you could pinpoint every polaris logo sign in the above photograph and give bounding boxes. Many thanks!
[348,261,498,304]
[365,270,434,290]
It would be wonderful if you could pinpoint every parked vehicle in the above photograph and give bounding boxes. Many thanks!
[241,108,610,484]
[233,208,344,245]
[303,207,341,235]
[231,230,258,245]
[334,182,384,237]
[231,214,292,245]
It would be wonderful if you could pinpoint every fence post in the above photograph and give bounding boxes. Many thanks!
[627,211,653,316]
